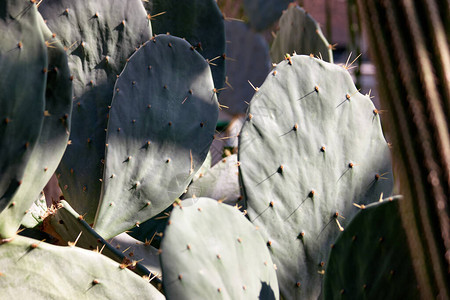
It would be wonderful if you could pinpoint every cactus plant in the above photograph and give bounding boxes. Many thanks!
[144,0,226,90]
[219,19,271,116]
[39,0,153,223]
[0,14,72,239]
[238,54,393,298]
[270,4,333,64]
[243,0,291,31]
[93,34,219,239]
[0,1,72,239]
[323,196,419,299]
[160,197,279,299]
[0,0,47,227]
[182,154,241,205]
[0,235,164,299]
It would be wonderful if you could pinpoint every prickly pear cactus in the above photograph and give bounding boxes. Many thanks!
[39,0,152,223]
[93,35,219,239]
[243,0,291,31]
[219,19,271,115]
[270,5,333,64]
[160,197,279,299]
[0,0,47,232]
[182,154,241,205]
[145,0,226,89]
[0,235,164,299]
[238,54,393,298]
[0,14,72,238]
[323,196,419,299]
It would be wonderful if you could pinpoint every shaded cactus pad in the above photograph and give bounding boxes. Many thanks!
[323,196,419,299]
[161,197,279,299]
[94,35,219,239]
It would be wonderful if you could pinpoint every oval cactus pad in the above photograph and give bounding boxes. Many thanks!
[238,54,393,298]
[94,35,219,239]
[161,197,279,299]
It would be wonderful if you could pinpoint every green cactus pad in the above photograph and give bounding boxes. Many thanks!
[0,235,163,299]
[182,154,241,205]
[0,15,72,238]
[39,0,152,223]
[270,5,333,64]
[145,0,226,90]
[243,0,291,31]
[0,0,47,227]
[238,54,393,298]
[219,20,271,115]
[323,196,419,299]
[93,35,219,239]
[161,197,279,299]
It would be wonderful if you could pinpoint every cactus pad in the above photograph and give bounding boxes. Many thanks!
[238,54,393,298]
[39,0,152,222]
[323,196,419,299]
[270,5,333,64]
[161,197,279,299]
[93,35,219,239]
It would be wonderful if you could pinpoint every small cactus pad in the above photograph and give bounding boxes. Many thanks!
[39,0,152,223]
[238,55,393,298]
[0,235,163,299]
[182,154,241,205]
[323,196,419,299]
[243,0,291,31]
[0,15,72,238]
[0,0,47,227]
[270,5,333,64]
[145,0,226,90]
[93,35,219,239]
[161,197,279,299]
[219,20,271,115]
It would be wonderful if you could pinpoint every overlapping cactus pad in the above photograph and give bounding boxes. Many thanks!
[323,196,419,299]
[161,197,279,299]
[0,14,72,239]
[0,235,163,299]
[0,0,47,227]
[145,0,226,90]
[270,5,333,64]
[93,34,219,239]
[238,54,393,298]
[39,0,152,222]
[243,0,291,31]
[182,154,241,205]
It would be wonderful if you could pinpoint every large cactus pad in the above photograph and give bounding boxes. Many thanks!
[238,54,393,298]
[94,35,219,239]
